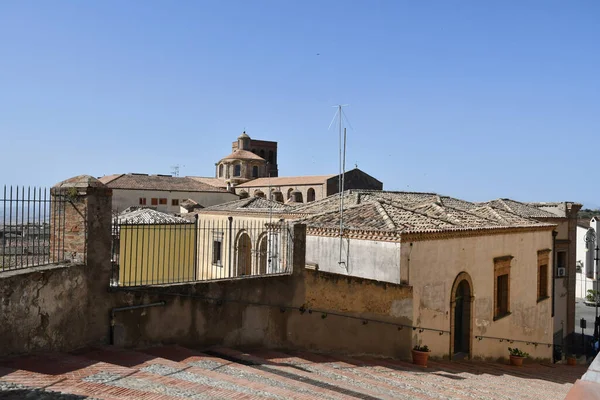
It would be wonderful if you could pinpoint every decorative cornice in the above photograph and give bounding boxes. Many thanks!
[494,255,514,263]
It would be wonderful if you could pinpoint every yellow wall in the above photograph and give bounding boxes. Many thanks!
[119,224,195,286]
[403,229,554,360]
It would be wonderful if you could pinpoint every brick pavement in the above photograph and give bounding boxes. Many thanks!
[0,345,587,399]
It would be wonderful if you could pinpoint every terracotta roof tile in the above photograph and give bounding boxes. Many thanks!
[220,149,265,162]
[99,173,228,193]
[294,190,554,235]
[199,197,292,212]
[188,177,227,188]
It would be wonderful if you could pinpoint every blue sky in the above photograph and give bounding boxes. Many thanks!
[1,1,599,207]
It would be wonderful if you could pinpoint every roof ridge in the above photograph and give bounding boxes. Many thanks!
[374,201,397,230]
[472,204,509,225]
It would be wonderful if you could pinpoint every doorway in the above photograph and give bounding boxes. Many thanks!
[451,273,473,358]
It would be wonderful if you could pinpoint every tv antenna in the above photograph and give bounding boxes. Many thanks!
[170,164,185,177]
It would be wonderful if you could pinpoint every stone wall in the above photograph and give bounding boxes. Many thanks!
[1,176,414,358]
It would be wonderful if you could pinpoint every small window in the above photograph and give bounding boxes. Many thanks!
[218,164,223,178]
[252,166,259,178]
[212,233,223,266]
[159,198,167,205]
[493,255,512,320]
[139,198,147,205]
[538,264,548,299]
[172,199,179,206]
[234,164,241,177]
[537,249,551,301]
[151,198,158,206]
[557,251,567,276]
[496,274,509,318]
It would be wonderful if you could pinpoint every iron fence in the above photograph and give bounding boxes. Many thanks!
[111,216,294,287]
[1,185,67,271]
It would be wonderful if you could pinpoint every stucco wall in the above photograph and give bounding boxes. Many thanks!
[112,189,238,213]
[404,229,554,361]
[305,235,401,283]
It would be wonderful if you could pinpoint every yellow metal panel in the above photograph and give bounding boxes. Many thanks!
[119,224,195,286]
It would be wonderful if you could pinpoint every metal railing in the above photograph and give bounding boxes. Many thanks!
[111,214,294,287]
[1,185,67,271]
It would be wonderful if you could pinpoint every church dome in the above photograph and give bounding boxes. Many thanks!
[238,131,250,140]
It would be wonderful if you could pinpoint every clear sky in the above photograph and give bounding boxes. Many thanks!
[1,1,598,207]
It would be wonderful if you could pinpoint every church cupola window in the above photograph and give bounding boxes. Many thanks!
[234,164,241,177]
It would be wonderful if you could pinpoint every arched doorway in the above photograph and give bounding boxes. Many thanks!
[236,232,252,276]
[257,234,268,275]
[450,272,473,358]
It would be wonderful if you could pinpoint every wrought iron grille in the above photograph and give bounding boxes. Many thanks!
[111,216,294,287]
[1,185,67,271]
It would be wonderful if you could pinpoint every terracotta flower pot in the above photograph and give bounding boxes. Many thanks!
[509,355,525,366]
[567,357,577,366]
[412,349,430,367]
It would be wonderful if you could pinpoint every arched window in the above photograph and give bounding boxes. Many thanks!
[260,149,265,159]
[257,234,268,275]
[287,188,294,200]
[252,165,259,178]
[268,150,274,164]
[307,188,316,202]
[234,164,241,177]
[218,164,223,178]
[236,232,252,276]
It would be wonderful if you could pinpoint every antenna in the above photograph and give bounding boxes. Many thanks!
[170,164,186,177]
[329,105,349,272]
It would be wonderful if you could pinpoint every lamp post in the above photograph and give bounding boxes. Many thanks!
[584,227,600,341]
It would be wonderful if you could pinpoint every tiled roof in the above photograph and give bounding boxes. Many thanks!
[199,197,293,212]
[180,199,203,211]
[219,149,265,162]
[294,190,553,235]
[483,199,559,218]
[116,207,190,224]
[98,173,228,193]
[188,177,227,188]
[236,175,335,188]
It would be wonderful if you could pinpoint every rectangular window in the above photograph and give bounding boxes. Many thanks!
[538,264,548,299]
[493,255,512,320]
[139,197,147,205]
[537,249,551,301]
[212,239,222,265]
[557,251,567,277]
[159,198,167,205]
[151,198,158,206]
[496,274,509,317]
[172,199,179,206]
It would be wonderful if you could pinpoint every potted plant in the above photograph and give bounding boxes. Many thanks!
[508,347,529,366]
[412,344,430,367]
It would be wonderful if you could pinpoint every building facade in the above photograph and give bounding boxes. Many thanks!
[99,173,238,213]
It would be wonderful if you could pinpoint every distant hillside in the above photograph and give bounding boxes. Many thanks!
[579,209,600,219]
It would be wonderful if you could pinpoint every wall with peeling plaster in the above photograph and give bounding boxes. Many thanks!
[403,229,554,361]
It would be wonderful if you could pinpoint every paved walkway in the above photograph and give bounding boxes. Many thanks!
[0,345,587,399]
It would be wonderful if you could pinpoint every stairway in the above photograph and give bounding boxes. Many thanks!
[0,345,587,399]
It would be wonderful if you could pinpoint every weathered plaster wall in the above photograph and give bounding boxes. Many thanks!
[111,189,237,213]
[305,235,401,283]
[403,229,554,361]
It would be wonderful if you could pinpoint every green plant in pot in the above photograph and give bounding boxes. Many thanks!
[412,344,430,367]
[508,347,529,366]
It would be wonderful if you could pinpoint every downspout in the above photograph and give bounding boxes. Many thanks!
[110,301,166,345]
[228,216,233,276]
[552,230,557,318]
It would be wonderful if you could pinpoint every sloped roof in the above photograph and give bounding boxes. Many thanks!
[98,174,228,193]
[219,149,265,162]
[116,207,190,224]
[199,197,292,213]
[188,177,227,189]
[294,190,554,236]
[236,175,336,188]
[483,199,559,218]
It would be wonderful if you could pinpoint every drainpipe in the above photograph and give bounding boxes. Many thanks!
[552,230,558,318]
[228,216,233,277]
[110,301,166,345]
